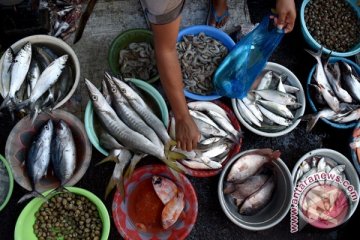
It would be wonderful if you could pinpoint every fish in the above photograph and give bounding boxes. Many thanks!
[324,61,352,103]
[300,160,311,174]
[236,99,262,127]
[283,84,299,93]
[104,76,163,148]
[252,89,297,106]
[189,110,228,138]
[104,149,132,199]
[109,74,171,145]
[334,108,360,123]
[339,61,360,103]
[257,99,294,119]
[19,120,53,203]
[242,96,263,122]
[239,175,275,215]
[99,132,124,150]
[302,108,338,132]
[224,174,270,207]
[227,149,280,183]
[180,158,222,170]
[162,191,185,229]
[206,109,242,142]
[152,176,178,205]
[0,48,13,98]
[317,157,326,172]
[317,84,341,113]
[1,43,32,110]
[26,59,41,97]
[51,120,76,186]
[16,55,68,111]
[85,79,181,172]
[257,105,292,126]
[256,71,273,90]
[187,101,229,121]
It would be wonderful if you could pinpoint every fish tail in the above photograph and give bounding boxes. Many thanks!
[15,99,31,111]
[45,186,69,200]
[223,182,236,194]
[96,155,118,166]
[302,113,320,132]
[105,177,117,200]
[305,47,322,62]
[18,190,47,204]
[124,154,145,179]
[0,95,10,111]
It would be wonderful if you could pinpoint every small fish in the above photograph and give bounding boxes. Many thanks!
[256,71,273,90]
[242,96,263,122]
[236,99,262,127]
[162,191,185,229]
[152,176,178,205]
[257,105,292,126]
[334,108,360,123]
[252,89,297,106]
[300,160,311,174]
[302,108,337,132]
[187,101,229,121]
[239,175,275,215]
[324,61,352,103]
[339,61,360,103]
[257,99,294,119]
[317,157,326,172]
[283,84,299,94]
[0,48,13,97]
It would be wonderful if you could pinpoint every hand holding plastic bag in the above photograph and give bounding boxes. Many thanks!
[213,16,284,99]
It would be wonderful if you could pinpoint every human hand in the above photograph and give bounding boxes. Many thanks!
[274,0,296,33]
[175,114,201,151]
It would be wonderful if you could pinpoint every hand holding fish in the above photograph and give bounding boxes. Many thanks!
[175,114,201,151]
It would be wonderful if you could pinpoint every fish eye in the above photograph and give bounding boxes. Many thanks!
[45,126,49,130]
[121,89,126,93]
[92,95,98,101]
[111,87,117,92]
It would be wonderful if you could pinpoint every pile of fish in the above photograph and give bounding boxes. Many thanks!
[119,42,158,81]
[176,32,228,95]
[169,101,242,170]
[305,48,360,132]
[152,176,184,229]
[234,70,302,131]
[0,42,72,121]
[86,73,183,198]
[223,149,279,215]
[294,156,349,224]
[0,159,10,206]
[20,119,76,203]
[294,156,347,186]
[40,0,84,40]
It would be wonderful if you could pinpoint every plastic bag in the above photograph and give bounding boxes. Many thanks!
[213,16,284,99]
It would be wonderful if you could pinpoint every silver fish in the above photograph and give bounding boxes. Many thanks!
[257,99,294,119]
[187,101,229,121]
[105,77,163,148]
[340,61,360,103]
[180,158,221,170]
[99,132,124,150]
[334,108,360,123]
[305,48,332,90]
[109,74,171,144]
[189,110,228,138]
[26,60,41,97]
[1,48,13,97]
[324,61,352,103]
[236,99,262,127]
[298,168,316,183]
[302,108,337,132]
[252,89,297,106]
[19,120,53,203]
[317,157,326,172]
[277,78,286,93]
[283,84,299,93]
[239,176,275,215]
[207,109,242,142]
[257,105,292,126]
[256,71,273,90]
[300,160,311,174]
[317,84,341,113]
[1,43,32,109]
[227,149,280,183]
[242,96,263,121]
[329,165,346,177]
[51,120,76,185]
[85,79,169,163]
[17,55,68,111]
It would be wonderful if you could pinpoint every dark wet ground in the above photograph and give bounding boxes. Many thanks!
[0,0,359,239]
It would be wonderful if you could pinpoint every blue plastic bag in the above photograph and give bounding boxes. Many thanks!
[213,16,284,99]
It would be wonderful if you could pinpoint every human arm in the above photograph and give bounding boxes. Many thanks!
[274,0,296,33]
[151,17,200,151]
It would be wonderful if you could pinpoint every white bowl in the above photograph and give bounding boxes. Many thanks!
[0,35,80,110]
[232,62,306,137]
[218,149,293,231]
[292,148,360,229]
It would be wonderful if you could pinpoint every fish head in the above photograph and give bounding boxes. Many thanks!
[23,42,32,53]
[85,79,103,108]
[4,48,13,61]
[56,120,71,136]
[59,55,69,65]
